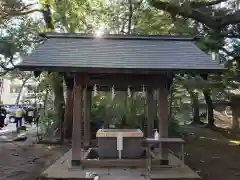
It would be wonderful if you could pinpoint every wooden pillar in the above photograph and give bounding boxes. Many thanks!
[83,87,92,148]
[147,89,154,138]
[71,75,83,166]
[157,86,169,165]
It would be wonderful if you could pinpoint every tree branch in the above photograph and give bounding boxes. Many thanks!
[149,0,240,31]
[191,0,229,8]
[0,55,16,71]
[7,9,42,16]
[149,0,218,29]
[20,3,38,11]
[0,1,41,21]
[1,9,42,21]
[220,30,240,38]
[220,10,240,28]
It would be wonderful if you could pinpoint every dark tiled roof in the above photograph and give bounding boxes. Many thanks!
[18,33,224,73]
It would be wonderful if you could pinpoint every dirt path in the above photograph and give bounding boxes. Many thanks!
[183,125,240,180]
[0,132,69,180]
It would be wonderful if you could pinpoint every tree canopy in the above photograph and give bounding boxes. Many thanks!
[0,0,240,137]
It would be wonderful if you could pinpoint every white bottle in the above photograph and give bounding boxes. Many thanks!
[154,129,159,140]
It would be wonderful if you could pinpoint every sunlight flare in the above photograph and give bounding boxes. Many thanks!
[94,30,104,38]
[94,25,104,38]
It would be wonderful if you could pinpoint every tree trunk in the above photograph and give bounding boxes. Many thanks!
[0,78,3,103]
[64,87,73,139]
[189,90,200,124]
[15,78,29,105]
[127,0,133,35]
[203,89,214,127]
[63,76,74,139]
[51,73,65,138]
[43,89,49,116]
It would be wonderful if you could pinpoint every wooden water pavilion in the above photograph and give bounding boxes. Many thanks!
[18,33,223,179]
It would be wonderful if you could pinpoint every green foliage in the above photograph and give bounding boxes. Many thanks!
[40,0,53,5]
[38,73,52,92]
[89,86,186,137]
[39,110,56,135]
[7,69,32,80]
[0,15,40,75]
[168,118,184,137]
[91,92,146,128]
[3,0,238,135]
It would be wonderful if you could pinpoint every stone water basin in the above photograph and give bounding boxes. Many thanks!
[96,129,144,159]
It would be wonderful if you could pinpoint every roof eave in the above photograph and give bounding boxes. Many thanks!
[16,65,225,74]
[38,32,197,41]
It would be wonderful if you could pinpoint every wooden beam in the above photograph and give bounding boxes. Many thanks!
[86,74,168,89]
[87,85,156,92]
[71,74,83,166]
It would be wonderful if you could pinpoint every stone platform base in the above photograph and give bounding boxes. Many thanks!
[39,149,201,180]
